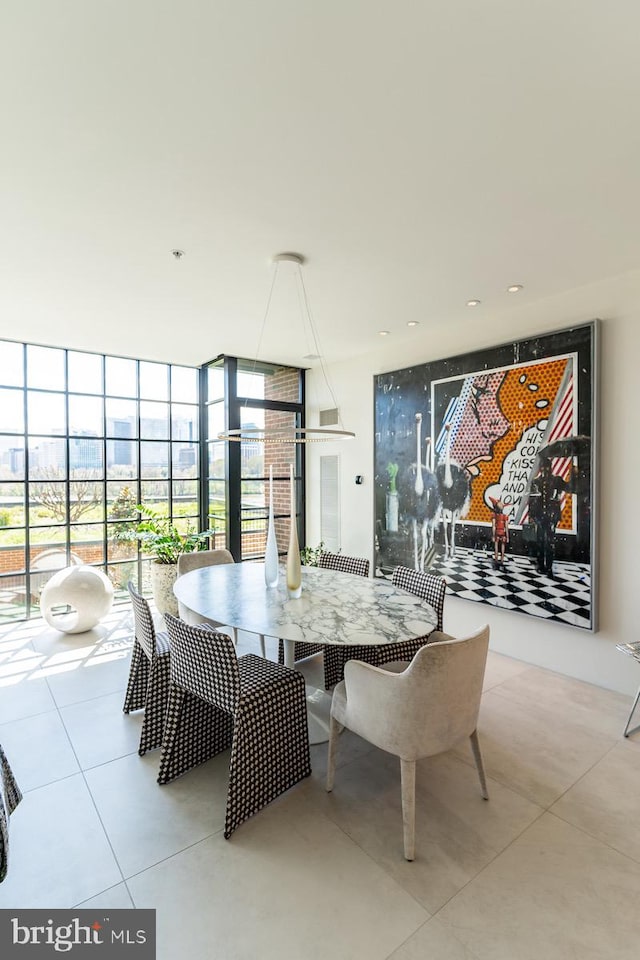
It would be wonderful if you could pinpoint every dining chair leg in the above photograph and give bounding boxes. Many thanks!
[158,686,233,785]
[326,714,340,792]
[138,654,171,756]
[400,758,416,861]
[123,640,149,714]
[470,729,489,800]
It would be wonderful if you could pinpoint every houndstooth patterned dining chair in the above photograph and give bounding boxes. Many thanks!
[277,552,371,689]
[123,581,171,756]
[372,565,446,667]
[159,615,311,839]
[1,743,22,883]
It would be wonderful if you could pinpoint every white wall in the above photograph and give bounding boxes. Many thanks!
[305,269,640,697]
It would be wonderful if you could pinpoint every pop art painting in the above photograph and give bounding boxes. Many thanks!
[374,322,597,630]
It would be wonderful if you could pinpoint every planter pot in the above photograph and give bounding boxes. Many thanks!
[150,562,179,618]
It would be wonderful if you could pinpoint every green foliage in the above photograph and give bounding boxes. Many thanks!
[0,509,10,527]
[133,504,215,565]
[108,486,138,522]
[107,486,139,544]
[300,541,325,566]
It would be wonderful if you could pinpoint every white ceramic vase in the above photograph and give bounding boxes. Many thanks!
[264,464,279,587]
[386,490,399,532]
[286,463,302,599]
[150,561,179,618]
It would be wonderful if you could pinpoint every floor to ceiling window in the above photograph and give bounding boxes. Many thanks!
[0,340,306,623]
[205,356,305,562]
[0,339,201,623]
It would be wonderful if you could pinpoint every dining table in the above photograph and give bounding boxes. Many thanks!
[173,562,438,743]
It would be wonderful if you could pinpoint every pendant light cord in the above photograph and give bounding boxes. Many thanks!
[296,263,344,427]
[251,261,280,376]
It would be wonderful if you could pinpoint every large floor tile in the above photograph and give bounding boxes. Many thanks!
[0,671,57,724]
[75,883,135,909]
[489,663,632,739]
[60,691,143,770]
[436,813,640,960]
[482,651,532,692]
[44,655,131,708]
[127,791,428,960]
[28,609,132,658]
[85,751,229,877]
[551,739,640,863]
[389,917,481,959]
[0,709,79,790]
[455,688,617,807]
[308,747,543,914]
[308,727,376,782]
[0,773,122,908]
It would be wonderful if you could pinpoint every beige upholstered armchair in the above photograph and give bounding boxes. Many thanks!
[326,624,490,861]
[176,548,260,651]
[177,549,234,623]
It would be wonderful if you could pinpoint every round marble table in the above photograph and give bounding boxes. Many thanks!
[174,562,438,743]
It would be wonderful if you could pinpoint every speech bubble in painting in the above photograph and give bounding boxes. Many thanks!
[484,421,547,517]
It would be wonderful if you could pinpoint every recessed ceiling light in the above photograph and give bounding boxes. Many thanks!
[379,330,390,336]
[303,353,320,360]
[466,299,481,307]
[507,284,523,293]
[407,321,419,327]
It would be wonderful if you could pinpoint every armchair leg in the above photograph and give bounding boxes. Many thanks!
[400,758,416,861]
[326,714,340,792]
[470,729,489,800]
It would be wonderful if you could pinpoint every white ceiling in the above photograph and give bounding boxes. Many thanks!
[2,2,640,369]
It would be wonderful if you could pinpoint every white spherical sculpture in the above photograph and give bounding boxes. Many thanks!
[40,565,114,634]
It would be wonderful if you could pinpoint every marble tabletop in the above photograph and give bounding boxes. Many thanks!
[173,562,438,648]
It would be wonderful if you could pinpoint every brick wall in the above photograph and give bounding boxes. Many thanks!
[0,542,108,574]
[265,367,300,404]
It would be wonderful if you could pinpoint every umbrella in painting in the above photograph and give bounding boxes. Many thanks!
[535,435,590,497]
[536,435,590,462]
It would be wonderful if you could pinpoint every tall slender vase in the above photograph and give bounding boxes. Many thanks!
[286,463,302,599]
[264,464,279,587]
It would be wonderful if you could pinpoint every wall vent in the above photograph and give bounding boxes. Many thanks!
[319,407,339,426]
[320,455,340,552]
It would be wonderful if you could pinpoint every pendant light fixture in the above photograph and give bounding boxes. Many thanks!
[218,253,355,444]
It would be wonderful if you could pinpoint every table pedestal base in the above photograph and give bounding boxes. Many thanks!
[305,684,334,745]
[283,639,335,744]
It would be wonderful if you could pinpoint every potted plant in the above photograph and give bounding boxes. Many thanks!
[300,541,325,567]
[133,505,215,617]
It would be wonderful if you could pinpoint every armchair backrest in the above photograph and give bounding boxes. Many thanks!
[127,581,158,660]
[319,552,370,578]
[165,614,239,714]
[177,549,235,577]
[392,565,446,630]
[343,625,489,760]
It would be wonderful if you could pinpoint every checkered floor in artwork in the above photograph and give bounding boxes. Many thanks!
[428,547,592,628]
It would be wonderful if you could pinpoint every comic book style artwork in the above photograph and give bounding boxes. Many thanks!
[374,322,597,630]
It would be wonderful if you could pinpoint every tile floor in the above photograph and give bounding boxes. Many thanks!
[1,606,639,959]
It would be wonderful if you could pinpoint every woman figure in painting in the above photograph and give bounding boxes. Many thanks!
[490,496,509,566]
